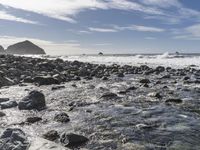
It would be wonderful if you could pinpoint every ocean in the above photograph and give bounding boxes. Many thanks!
[37,52,200,68]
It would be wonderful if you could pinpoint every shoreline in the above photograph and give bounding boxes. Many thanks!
[0,54,200,149]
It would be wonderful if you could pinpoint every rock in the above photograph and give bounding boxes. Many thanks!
[98,52,103,55]
[0,76,14,88]
[165,98,182,104]
[0,128,30,150]
[139,79,150,84]
[100,92,118,99]
[102,76,108,80]
[126,86,137,91]
[33,76,60,86]
[42,130,59,141]
[0,98,9,103]
[60,133,89,147]
[18,90,46,110]
[6,40,46,55]
[0,100,18,109]
[26,116,42,124]
[51,85,65,91]
[54,112,70,123]
[117,72,124,77]
[0,111,6,117]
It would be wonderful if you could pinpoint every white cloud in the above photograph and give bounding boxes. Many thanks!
[0,10,38,24]
[89,27,118,33]
[0,0,164,23]
[185,24,200,37]
[141,0,181,8]
[119,25,165,32]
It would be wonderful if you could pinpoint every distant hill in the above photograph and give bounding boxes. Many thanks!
[6,40,46,55]
[0,45,5,54]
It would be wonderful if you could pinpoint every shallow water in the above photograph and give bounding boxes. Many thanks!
[1,70,200,149]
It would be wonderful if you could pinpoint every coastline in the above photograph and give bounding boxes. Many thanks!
[0,54,200,149]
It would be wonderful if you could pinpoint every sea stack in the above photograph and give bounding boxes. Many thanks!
[0,45,5,54]
[6,40,46,55]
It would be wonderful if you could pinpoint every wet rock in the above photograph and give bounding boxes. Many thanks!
[0,111,6,117]
[0,76,14,88]
[165,98,182,104]
[33,76,60,86]
[100,92,118,99]
[51,85,65,91]
[139,79,150,84]
[126,86,137,91]
[0,100,18,109]
[18,90,46,110]
[0,98,9,103]
[54,112,70,123]
[26,116,42,124]
[0,128,30,150]
[117,72,124,77]
[60,133,89,147]
[42,130,60,141]
[102,76,108,80]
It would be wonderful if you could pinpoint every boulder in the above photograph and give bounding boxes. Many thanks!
[6,40,46,55]
[0,128,30,150]
[18,90,46,110]
[100,92,118,99]
[60,133,89,147]
[42,130,60,141]
[26,116,42,124]
[33,76,60,86]
[54,112,70,123]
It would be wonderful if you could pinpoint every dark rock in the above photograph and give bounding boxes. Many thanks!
[26,116,42,124]
[0,111,6,117]
[100,92,118,99]
[165,98,182,104]
[54,112,70,123]
[98,52,103,55]
[102,76,108,80]
[18,90,46,110]
[42,130,59,141]
[33,76,60,86]
[60,133,89,147]
[0,76,14,88]
[126,86,137,91]
[117,72,124,77]
[0,98,9,103]
[6,40,46,55]
[51,85,65,91]
[0,100,18,109]
[0,128,30,150]
[139,79,150,84]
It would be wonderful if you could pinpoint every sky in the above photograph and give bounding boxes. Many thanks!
[0,0,200,55]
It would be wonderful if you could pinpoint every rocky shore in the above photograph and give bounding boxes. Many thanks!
[0,54,200,150]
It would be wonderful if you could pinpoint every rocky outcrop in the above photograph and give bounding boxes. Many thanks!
[6,40,46,55]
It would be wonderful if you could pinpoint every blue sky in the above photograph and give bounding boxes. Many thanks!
[0,0,200,55]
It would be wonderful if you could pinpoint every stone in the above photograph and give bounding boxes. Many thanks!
[0,128,30,150]
[18,90,46,110]
[54,112,70,123]
[139,79,150,84]
[60,133,89,147]
[100,92,118,99]
[33,76,60,86]
[0,111,6,117]
[0,98,9,103]
[0,76,14,88]
[51,85,65,91]
[0,45,5,54]
[165,98,182,104]
[0,100,18,109]
[26,117,42,124]
[42,130,59,141]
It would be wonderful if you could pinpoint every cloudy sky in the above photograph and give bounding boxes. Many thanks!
[0,0,200,55]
